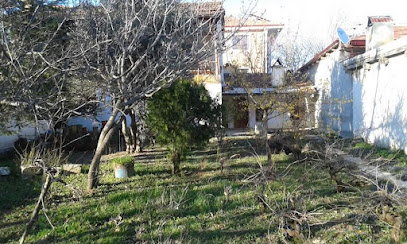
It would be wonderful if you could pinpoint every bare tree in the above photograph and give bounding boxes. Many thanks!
[0,0,98,133]
[71,0,245,190]
[273,21,325,71]
[0,1,95,242]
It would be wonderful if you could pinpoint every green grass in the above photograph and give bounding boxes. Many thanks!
[0,159,43,211]
[352,142,407,165]
[353,142,374,150]
[0,137,406,243]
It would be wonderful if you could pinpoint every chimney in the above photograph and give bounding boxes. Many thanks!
[365,16,394,51]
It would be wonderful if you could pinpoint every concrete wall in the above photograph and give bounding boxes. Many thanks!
[306,47,353,137]
[347,37,407,153]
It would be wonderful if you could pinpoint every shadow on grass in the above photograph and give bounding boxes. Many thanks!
[67,151,94,165]
[41,226,124,244]
[186,149,218,157]
[0,219,27,229]
[308,213,379,238]
[134,166,172,177]
[133,154,168,163]
[0,172,42,215]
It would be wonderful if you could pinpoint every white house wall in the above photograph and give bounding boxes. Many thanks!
[67,82,222,133]
[248,108,291,130]
[307,48,353,137]
[0,120,49,153]
[267,111,291,129]
[67,103,113,132]
[204,83,222,104]
[223,29,268,72]
[271,66,286,87]
[350,44,407,153]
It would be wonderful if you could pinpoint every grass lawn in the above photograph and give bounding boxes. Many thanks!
[0,137,406,243]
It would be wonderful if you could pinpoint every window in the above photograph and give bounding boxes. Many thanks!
[232,35,248,51]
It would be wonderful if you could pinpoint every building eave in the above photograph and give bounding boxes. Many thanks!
[299,40,339,72]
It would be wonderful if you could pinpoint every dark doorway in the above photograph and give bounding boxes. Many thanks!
[233,97,248,128]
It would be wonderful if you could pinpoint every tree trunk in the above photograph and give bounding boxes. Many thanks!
[87,105,121,191]
[172,149,181,175]
[121,115,134,153]
[20,174,52,244]
[129,110,141,152]
[263,109,274,178]
[87,130,112,190]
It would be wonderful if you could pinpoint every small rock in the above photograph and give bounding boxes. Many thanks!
[62,164,82,174]
[0,167,10,176]
[401,173,407,181]
[21,165,43,176]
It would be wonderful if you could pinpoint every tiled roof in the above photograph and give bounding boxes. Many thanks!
[394,26,407,39]
[298,40,339,72]
[299,34,367,72]
[225,16,283,28]
[224,73,273,88]
[368,16,393,26]
[194,2,224,17]
[349,35,365,46]
[299,17,407,72]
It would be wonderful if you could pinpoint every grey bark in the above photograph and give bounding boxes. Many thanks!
[87,104,121,191]
[121,115,134,154]
[129,110,141,153]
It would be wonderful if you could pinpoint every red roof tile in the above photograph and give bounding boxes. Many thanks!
[298,40,339,72]
[349,35,366,46]
[368,16,393,26]
[394,26,407,39]
[299,35,367,71]
[182,2,224,17]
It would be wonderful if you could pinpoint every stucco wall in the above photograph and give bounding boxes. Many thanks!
[350,46,407,153]
[307,48,353,137]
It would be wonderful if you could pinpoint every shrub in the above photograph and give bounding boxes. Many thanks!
[146,79,221,175]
